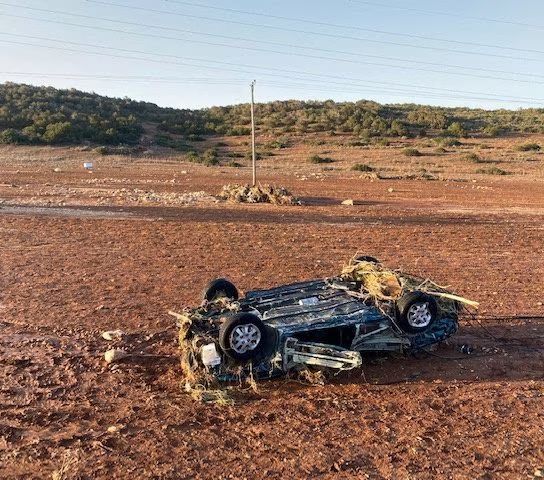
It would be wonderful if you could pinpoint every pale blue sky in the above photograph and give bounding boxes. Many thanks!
[0,0,543,109]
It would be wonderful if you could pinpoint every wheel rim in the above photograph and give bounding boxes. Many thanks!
[229,324,261,354]
[406,302,433,328]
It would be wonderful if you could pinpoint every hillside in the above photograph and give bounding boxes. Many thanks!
[1,82,544,147]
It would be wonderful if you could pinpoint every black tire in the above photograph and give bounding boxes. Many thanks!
[202,278,239,302]
[354,255,380,264]
[396,291,438,334]
[219,312,269,363]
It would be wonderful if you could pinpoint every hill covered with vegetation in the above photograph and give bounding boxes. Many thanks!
[1,82,544,147]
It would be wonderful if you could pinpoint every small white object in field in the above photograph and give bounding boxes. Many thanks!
[104,349,129,364]
[341,199,354,206]
[388,187,394,193]
[83,162,93,170]
[53,167,61,173]
[102,330,125,341]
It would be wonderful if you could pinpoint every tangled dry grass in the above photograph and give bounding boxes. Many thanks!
[341,255,476,317]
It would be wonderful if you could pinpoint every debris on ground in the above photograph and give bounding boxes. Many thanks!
[104,349,129,364]
[113,189,217,206]
[341,199,355,206]
[1,185,218,207]
[218,184,301,205]
[341,255,478,314]
[102,329,125,341]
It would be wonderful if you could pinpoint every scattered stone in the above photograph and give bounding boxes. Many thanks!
[341,199,354,206]
[388,187,394,193]
[104,349,129,364]
[102,330,125,341]
[53,168,61,173]
[107,425,125,433]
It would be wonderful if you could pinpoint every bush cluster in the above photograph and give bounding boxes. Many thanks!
[308,154,334,164]
[2,82,544,149]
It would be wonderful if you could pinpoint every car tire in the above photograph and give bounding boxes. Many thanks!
[396,291,438,334]
[202,278,239,302]
[219,312,269,363]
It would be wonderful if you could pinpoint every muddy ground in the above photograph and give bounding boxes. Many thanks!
[0,147,543,479]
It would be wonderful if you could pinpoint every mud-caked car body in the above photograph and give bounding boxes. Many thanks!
[180,259,462,381]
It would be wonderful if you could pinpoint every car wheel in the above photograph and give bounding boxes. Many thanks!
[202,278,239,302]
[396,291,438,334]
[219,312,269,363]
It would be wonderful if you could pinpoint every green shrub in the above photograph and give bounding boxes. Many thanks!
[227,160,242,167]
[389,119,407,136]
[186,151,200,163]
[434,147,447,154]
[403,147,422,157]
[371,137,390,147]
[309,154,334,164]
[245,151,263,161]
[349,140,369,147]
[435,137,461,147]
[187,134,205,142]
[303,138,327,146]
[93,146,108,155]
[42,122,73,143]
[226,127,251,136]
[202,148,220,166]
[465,152,482,163]
[155,133,189,150]
[476,167,509,175]
[0,128,29,145]
[93,145,138,155]
[351,163,374,172]
[446,122,466,137]
[514,142,540,152]
[265,138,289,149]
[225,151,244,158]
[483,125,501,137]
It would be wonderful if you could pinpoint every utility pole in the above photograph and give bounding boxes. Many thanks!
[250,80,257,186]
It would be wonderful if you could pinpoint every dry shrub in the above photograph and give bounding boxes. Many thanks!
[51,450,79,480]
[296,368,326,386]
[187,385,234,406]
[341,260,402,301]
[340,255,466,318]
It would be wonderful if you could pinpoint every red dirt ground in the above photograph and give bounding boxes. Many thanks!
[1,149,543,479]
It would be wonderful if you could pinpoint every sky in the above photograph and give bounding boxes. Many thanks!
[0,0,543,110]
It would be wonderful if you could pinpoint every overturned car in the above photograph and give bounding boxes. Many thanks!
[176,256,473,385]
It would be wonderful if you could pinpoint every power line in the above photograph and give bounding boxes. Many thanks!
[3,70,544,104]
[85,0,538,63]
[347,0,544,30]
[2,34,544,105]
[5,11,544,82]
[2,25,544,89]
[0,72,249,83]
[159,0,544,56]
[2,71,543,105]
[4,5,543,75]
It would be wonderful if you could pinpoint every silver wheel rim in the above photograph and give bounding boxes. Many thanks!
[407,302,433,328]
[229,324,261,354]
